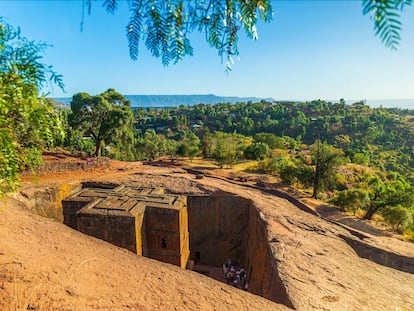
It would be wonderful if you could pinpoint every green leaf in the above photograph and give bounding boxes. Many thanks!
[362,0,411,50]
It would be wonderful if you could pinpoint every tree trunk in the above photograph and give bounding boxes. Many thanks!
[364,207,378,220]
[94,139,101,157]
[312,161,320,199]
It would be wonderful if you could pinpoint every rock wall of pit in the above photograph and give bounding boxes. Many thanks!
[187,194,293,306]
[187,194,249,266]
[244,206,293,307]
[19,183,81,221]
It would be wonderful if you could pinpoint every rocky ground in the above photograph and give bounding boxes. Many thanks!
[1,154,414,310]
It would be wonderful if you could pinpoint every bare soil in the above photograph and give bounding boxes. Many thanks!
[1,154,414,310]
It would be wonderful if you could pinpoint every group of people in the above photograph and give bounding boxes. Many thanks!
[222,258,248,291]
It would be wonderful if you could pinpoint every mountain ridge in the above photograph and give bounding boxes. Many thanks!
[53,95,414,109]
[54,94,274,107]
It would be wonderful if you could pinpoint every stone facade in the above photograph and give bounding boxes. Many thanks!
[62,185,189,268]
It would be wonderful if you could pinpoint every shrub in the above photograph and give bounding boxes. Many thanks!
[329,189,370,215]
[381,206,413,232]
[257,156,284,174]
[352,153,370,165]
[403,227,414,242]
[244,142,270,160]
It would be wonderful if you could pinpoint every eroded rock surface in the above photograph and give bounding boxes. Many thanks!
[2,164,414,311]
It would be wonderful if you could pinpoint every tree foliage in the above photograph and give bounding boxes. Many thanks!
[311,140,345,198]
[176,130,201,160]
[0,19,64,195]
[363,176,414,220]
[362,0,412,50]
[381,206,413,231]
[134,100,414,181]
[244,142,270,160]
[330,188,370,215]
[0,19,64,90]
[254,132,286,149]
[203,131,248,167]
[84,0,272,69]
[69,88,134,157]
[128,100,414,232]
[276,158,314,189]
[135,130,177,160]
[81,0,411,68]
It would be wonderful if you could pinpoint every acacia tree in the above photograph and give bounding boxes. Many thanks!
[0,19,64,195]
[69,88,134,157]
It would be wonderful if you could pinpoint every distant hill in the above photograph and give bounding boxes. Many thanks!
[53,95,414,109]
[54,94,274,108]
[364,99,414,109]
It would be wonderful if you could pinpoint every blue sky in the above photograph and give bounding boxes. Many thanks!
[2,1,414,102]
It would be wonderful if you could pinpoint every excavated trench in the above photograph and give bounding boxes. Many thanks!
[20,182,294,307]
